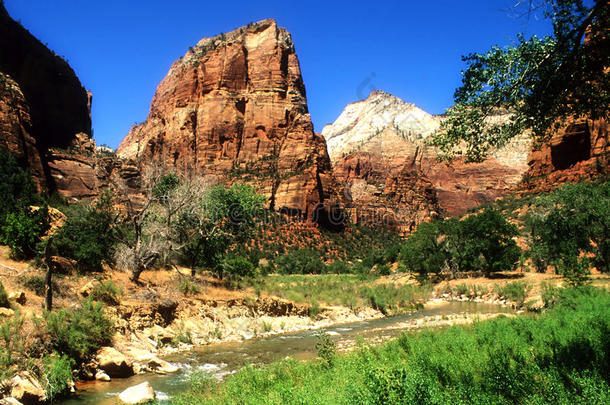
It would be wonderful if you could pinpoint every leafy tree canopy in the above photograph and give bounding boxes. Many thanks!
[431,0,609,162]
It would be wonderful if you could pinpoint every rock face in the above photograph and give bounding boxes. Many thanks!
[118,19,339,221]
[0,1,92,191]
[323,91,531,231]
[118,382,156,405]
[523,117,609,191]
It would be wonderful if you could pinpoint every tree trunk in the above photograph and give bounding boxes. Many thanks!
[45,265,53,311]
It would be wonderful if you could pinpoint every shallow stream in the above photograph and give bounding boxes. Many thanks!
[59,301,513,404]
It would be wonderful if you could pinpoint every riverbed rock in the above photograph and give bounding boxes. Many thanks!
[0,398,24,405]
[8,291,26,305]
[118,382,155,404]
[94,370,111,382]
[148,358,180,374]
[10,372,46,405]
[96,347,134,378]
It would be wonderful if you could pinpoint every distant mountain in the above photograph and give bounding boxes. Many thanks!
[322,90,532,233]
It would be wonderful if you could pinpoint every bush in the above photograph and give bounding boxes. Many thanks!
[494,281,531,305]
[275,250,326,275]
[1,207,49,259]
[50,193,116,272]
[219,255,257,280]
[90,281,123,305]
[326,260,349,274]
[315,332,336,367]
[19,275,59,297]
[178,279,201,296]
[45,298,114,363]
[41,354,73,399]
[0,281,9,308]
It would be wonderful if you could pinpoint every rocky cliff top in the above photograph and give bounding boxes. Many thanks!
[322,90,440,162]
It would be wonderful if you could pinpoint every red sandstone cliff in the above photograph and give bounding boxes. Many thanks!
[118,19,340,221]
[323,91,531,232]
[0,1,92,191]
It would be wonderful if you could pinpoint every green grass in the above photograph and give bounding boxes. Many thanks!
[173,286,610,405]
[250,274,432,315]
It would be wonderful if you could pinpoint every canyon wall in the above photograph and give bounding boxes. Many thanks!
[323,91,531,232]
[118,19,340,221]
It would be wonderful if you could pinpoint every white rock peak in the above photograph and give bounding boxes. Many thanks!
[322,90,440,162]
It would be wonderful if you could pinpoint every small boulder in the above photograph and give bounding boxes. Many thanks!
[49,256,76,275]
[79,281,96,298]
[0,398,24,405]
[0,307,14,318]
[96,347,134,378]
[148,358,180,374]
[118,382,155,404]
[8,291,26,305]
[94,370,111,382]
[10,372,46,405]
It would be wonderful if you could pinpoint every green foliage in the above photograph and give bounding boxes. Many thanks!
[315,332,336,367]
[19,275,58,297]
[432,1,609,162]
[152,173,180,202]
[90,281,123,305]
[399,221,449,275]
[446,209,521,274]
[178,279,201,296]
[173,287,610,405]
[219,255,257,280]
[528,182,610,284]
[1,206,49,259]
[41,353,73,399]
[50,192,116,272]
[275,249,326,275]
[44,298,114,363]
[326,260,350,274]
[400,209,521,276]
[0,281,9,308]
[494,281,531,305]
[0,147,39,223]
[0,313,24,371]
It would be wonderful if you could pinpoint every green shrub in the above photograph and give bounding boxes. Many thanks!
[399,221,449,276]
[0,313,24,371]
[50,193,116,272]
[275,250,325,275]
[0,281,9,308]
[315,332,336,367]
[0,147,39,224]
[326,260,349,274]
[1,207,49,259]
[220,255,257,280]
[90,281,123,305]
[41,354,73,399]
[375,264,391,276]
[494,281,531,305]
[45,298,114,363]
[19,275,59,297]
[178,279,201,296]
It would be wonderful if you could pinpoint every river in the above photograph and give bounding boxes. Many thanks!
[59,301,513,404]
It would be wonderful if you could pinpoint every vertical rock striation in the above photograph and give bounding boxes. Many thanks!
[117,19,340,221]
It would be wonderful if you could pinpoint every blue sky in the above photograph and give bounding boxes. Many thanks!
[5,0,553,149]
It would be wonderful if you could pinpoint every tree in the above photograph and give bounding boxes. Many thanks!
[49,191,117,272]
[112,169,209,283]
[446,209,522,275]
[527,181,609,283]
[399,221,450,276]
[431,0,609,162]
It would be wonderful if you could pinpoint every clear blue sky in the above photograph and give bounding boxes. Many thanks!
[5,0,553,149]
